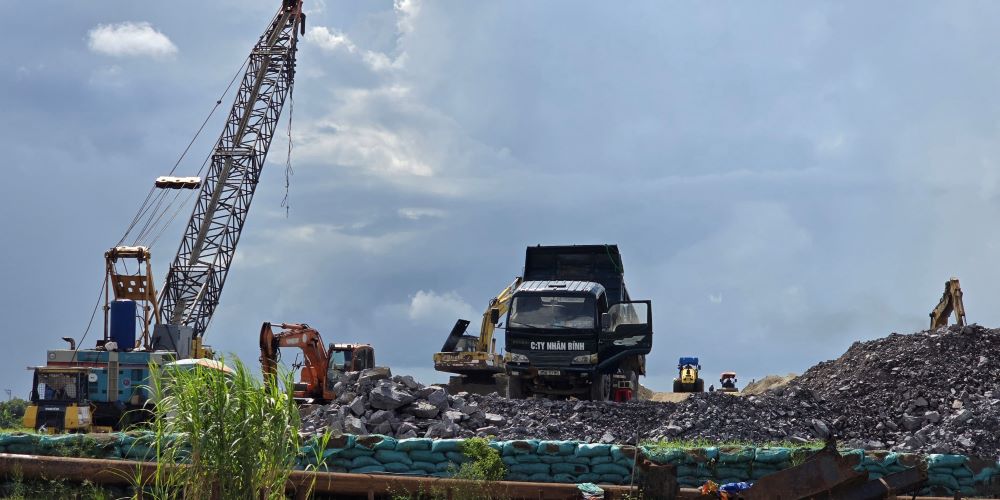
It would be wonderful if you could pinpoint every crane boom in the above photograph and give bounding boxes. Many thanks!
[160,1,305,338]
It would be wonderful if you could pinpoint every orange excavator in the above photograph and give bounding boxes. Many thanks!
[259,322,375,404]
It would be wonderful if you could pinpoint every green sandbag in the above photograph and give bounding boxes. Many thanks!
[927,454,966,468]
[396,438,432,452]
[506,472,530,481]
[383,462,412,473]
[570,456,591,465]
[592,463,630,476]
[509,463,550,475]
[350,465,386,474]
[431,439,465,453]
[411,461,438,473]
[958,477,975,486]
[375,449,413,465]
[714,466,750,480]
[431,471,453,478]
[960,486,978,496]
[436,461,456,472]
[576,473,601,483]
[512,453,541,464]
[6,444,38,455]
[527,472,551,482]
[38,434,83,448]
[590,456,613,465]
[927,473,960,491]
[537,440,577,456]
[677,464,709,477]
[973,467,998,483]
[0,434,37,446]
[502,456,519,466]
[409,450,446,463]
[879,452,900,467]
[953,466,973,479]
[614,457,634,469]
[678,477,702,487]
[552,473,577,483]
[355,435,396,451]
[611,445,636,462]
[717,447,754,464]
[336,448,375,459]
[552,463,588,475]
[575,443,611,458]
[540,455,565,464]
[351,456,381,468]
[445,451,467,464]
[643,447,686,464]
[754,447,791,464]
[502,440,539,456]
[599,473,626,484]
[328,458,352,469]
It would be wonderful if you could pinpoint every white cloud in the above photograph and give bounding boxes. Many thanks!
[88,22,178,58]
[407,290,476,323]
[305,26,396,71]
[398,208,446,220]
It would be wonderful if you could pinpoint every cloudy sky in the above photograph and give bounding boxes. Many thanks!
[3,0,1000,397]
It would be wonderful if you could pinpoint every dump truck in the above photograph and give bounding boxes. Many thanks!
[504,245,653,401]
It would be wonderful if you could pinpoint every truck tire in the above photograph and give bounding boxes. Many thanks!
[694,378,705,393]
[507,376,525,399]
[590,372,611,401]
[673,380,683,393]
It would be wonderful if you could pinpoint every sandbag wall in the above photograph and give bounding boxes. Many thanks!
[300,435,638,485]
[2,432,999,495]
[642,445,1000,497]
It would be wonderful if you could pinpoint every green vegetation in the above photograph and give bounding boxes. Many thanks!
[391,437,509,500]
[0,399,28,430]
[136,355,311,500]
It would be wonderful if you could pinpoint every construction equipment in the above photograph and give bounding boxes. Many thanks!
[23,367,96,434]
[718,371,739,393]
[259,322,375,404]
[434,277,522,392]
[673,357,704,393]
[28,0,306,431]
[929,277,966,329]
[505,245,653,401]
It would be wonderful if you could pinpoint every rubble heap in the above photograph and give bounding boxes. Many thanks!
[302,325,1000,458]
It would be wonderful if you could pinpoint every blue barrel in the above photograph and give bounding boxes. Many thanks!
[110,300,137,350]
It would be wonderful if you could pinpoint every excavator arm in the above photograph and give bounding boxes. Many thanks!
[259,322,330,400]
[478,276,523,352]
[929,278,966,329]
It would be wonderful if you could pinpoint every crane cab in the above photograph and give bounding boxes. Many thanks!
[24,367,94,434]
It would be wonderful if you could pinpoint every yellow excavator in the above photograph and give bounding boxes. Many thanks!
[930,277,967,329]
[434,276,522,394]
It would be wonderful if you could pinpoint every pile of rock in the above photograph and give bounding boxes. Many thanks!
[303,324,1000,459]
[779,323,1000,456]
[300,367,507,440]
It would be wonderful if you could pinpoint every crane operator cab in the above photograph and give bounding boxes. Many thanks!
[23,367,94,434]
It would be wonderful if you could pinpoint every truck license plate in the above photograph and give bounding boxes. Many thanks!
[538,369,561,376]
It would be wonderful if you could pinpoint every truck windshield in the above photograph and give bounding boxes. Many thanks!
[509,295,595,329]
[34,372,80,402]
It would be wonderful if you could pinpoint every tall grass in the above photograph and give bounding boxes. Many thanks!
[142,356,303,500]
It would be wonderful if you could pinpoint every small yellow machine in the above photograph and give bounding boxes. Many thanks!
[718,371,739,393]
[23,367,95,433]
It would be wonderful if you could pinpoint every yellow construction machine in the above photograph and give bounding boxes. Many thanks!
[434,277,522,393]
[929,277,966,329]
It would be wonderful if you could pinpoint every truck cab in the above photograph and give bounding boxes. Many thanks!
[23,367,94,433]
[503,245,653,401]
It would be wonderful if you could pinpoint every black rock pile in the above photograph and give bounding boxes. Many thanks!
[303,325,1000,458]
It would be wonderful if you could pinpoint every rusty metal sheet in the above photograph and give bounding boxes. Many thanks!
[743,447,866,500]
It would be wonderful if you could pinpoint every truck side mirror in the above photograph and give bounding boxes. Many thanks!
[490,308,501,325]
[601,313,610,330]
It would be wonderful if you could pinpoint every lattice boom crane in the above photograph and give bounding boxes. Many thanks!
[159,0,305,339]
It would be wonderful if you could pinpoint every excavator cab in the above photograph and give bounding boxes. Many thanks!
[23,367,93,434]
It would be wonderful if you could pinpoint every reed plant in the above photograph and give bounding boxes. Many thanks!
[140,355,304,500]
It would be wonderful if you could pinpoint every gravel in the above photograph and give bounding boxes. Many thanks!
[301,324,1000,458]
